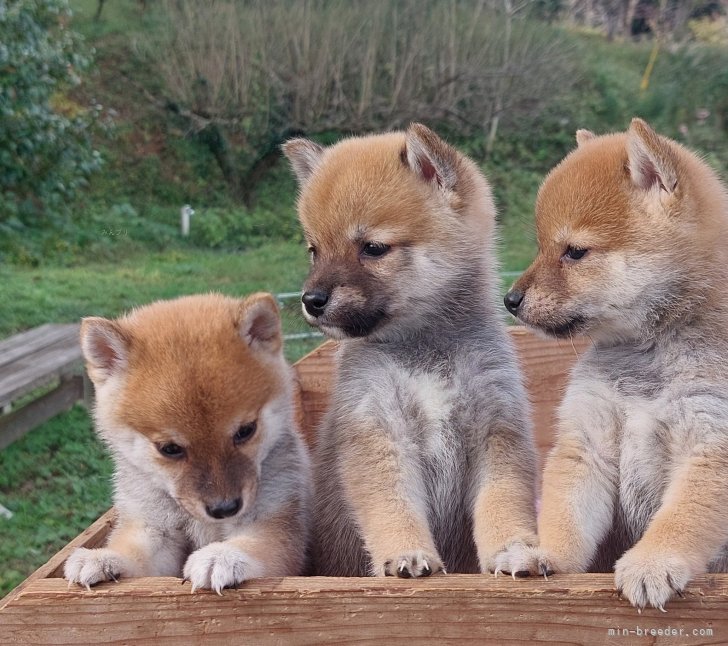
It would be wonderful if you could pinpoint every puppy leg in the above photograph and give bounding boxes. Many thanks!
[183,503,307,594]
[472,428,538,576]
[532,432,617,573]
[64,516,182,589]
[338,421,443,578]
[496,424,617,578]
[615,449,728,610]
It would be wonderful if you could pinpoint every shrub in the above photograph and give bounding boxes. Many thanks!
[0,0,101,229]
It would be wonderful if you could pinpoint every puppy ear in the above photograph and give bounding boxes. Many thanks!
[575,129,595,146]
[403,123,459,191]
[238,293,282,355]
[627,118,679,194]
[80,317,130,384]
[282,138,324,184]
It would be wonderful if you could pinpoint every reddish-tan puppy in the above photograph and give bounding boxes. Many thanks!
[503,119,728,610]
[64,293,311,593]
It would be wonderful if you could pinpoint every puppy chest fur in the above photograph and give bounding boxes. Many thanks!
[569,338,728,571]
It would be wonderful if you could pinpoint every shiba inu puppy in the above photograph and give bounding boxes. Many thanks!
[64,293,311,593]
[503,119,728,610]
[283,124,537,577]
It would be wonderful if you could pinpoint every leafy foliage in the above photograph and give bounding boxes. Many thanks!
[0,0,101,231]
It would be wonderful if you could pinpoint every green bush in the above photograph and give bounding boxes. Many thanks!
[190,204,301,251]
[0,0,101,229]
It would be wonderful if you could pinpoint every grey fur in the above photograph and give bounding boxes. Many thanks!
[312,267,535,575]
[568,325,728,573]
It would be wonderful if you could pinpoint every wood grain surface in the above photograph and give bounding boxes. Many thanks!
[1,575,726,645]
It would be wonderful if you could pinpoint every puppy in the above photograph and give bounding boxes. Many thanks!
[64,293,311,593]
[503,119,728,610]
[283,124,537,577]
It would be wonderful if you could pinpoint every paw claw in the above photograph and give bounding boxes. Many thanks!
[382,550,443,578]
[538,562,552,579]
[183,542,252,593]
[615,549,690,611]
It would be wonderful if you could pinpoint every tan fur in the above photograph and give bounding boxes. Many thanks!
[504,119,728,610]
[285,124,537,578]
[64,293,311,593]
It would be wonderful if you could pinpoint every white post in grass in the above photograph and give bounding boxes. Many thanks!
[180,204,195,236]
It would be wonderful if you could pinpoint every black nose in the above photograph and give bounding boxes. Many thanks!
[504,289,524,315]
[205,498,242,519]
[302,289,329,317]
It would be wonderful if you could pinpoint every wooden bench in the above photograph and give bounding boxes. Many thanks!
[1,328,726,644]
[0,323,85,451]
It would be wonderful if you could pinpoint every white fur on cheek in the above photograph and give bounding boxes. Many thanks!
[95,382,183,500]
[183,542,263,594]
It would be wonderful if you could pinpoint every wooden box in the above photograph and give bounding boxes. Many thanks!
[1,329,727,644]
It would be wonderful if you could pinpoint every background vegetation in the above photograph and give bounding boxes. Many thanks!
[1,0,727,596]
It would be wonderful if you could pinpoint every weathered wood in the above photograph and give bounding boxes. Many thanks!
[1,575,726,645]
[292,340,337,447]
[0,324,79,371]
[0,323,82,409]
[0,509,116,612]
[509,327,590,459]
[0,375,84,451]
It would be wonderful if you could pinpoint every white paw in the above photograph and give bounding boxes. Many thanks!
[615,549,691,611]
[487,542,547,578]
[64,548,131,590]
[380,550,444,578]
[183,542,259,594]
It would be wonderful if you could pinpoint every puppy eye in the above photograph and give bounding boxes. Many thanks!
[361,242,391,258]
[234,421,257,445]
[157,443,185,459]
[563,246,589,261]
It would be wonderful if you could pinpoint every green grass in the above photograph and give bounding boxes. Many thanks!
[0,406,112,596]
[0,242,309,337]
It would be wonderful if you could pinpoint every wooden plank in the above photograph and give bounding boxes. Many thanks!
[292,340,338,448]
[1,574,726,645]
[0,343,84,409]
[509,328,590,459]
[0,376,85,451]
[0,324,79,371]
[0,509,116,612]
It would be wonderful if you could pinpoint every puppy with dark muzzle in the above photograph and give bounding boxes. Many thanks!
[283,124,538,577]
